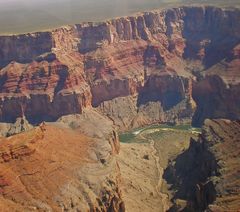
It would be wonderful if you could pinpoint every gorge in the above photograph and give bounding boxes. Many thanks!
[0,5,239,212]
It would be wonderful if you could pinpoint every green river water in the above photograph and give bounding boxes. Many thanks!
[119,124,201,143]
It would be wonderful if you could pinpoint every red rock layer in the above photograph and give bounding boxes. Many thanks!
[0,6,239,125]
[0,58,91,122]
[0,123,124,211]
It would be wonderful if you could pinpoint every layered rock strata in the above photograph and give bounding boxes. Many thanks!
[0,6,239,127]
[0,6,239,212]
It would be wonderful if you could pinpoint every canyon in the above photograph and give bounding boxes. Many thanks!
[0,6,239,128]
[0,5,239,212]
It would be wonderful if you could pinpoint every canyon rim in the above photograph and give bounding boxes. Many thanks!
[0,3,240,212]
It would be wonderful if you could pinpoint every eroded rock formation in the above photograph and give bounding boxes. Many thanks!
[0,5,239,212]
[164,119,240,211]
[0,109,124,211]
[0,6,239,128]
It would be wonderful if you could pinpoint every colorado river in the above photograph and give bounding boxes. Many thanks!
[119,124,200,144]
[118,124,200,211]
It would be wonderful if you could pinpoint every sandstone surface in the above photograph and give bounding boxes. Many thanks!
[0,110,124,211]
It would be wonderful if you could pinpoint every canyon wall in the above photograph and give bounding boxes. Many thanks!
[192,75,240,126]
[0,6,239,127]
[0,32,53,68]
[0,6,239,212]
[164,119,240,211]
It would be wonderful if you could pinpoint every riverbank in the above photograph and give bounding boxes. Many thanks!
[118,124,200,211]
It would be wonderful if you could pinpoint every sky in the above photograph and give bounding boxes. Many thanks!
[0,0,176,34]
[0,0,239,34]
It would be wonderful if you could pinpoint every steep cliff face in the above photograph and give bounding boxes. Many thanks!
[182,7,240,61]
[192,75,240,126]
[97,72,195,130]
[163,119,240,211]
[0,32,53,68]
[0,59,91,123]
[0,6,239,126]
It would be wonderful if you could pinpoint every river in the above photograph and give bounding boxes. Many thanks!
[118,124,201,211]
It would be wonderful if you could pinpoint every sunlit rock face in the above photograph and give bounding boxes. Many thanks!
[0,6,239,128]
[0,112,125,211]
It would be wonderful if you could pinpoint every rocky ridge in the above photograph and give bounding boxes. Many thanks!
[0,109,124,211]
